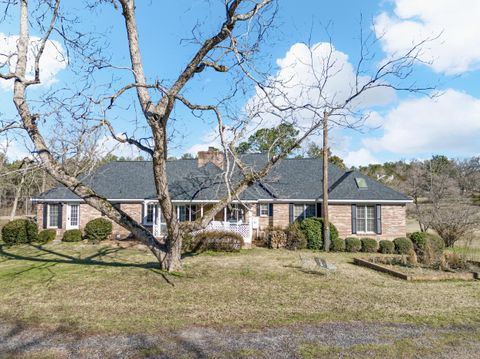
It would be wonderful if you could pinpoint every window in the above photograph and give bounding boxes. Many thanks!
[259,203,269,217]
[177,205,197,222]
[355,177,368,189]
[145,203,158,225]
[48,204,59,228]
[293,204,316,221]
[227,204,245,223]
[69,204,79,227]
[356,205,375,232]
[178,205,187,222]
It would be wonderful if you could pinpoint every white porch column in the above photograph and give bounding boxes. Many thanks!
[246,207,253,245]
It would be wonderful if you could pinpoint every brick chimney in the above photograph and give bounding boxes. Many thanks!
[197,147,224,169]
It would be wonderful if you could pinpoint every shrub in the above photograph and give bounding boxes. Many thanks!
[393,237,413,255]
[192,230,244,252]
[266,226,287,249]
[361,238,378,253]
[379,240,394,254]
[62,229,83,242]
[285,222,307,250]
[37,229,56,244]
[427,234,445,253]
[84,218,112,241]
[345,237,361,252]
[300,217,338,250]
[409,232,428,256]
[330,238,345,252]
[1,219,38,245]
[409,232,445,266]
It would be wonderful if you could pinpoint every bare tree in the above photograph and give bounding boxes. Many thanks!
[1,0,434,271]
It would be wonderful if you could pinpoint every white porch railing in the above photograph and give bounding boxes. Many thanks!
[153,220,252,243]
[205,221,252,242]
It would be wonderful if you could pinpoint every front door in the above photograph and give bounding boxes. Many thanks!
[66,204,80,229]
[152,205,167,237]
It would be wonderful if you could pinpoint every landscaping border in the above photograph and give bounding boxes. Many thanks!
[353,257,479,281]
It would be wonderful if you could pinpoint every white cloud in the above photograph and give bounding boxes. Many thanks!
[191,42,395,153]
[244,42,395,132]
[363,89,480,156]
[374,0,480,75]
[0,33,67,90]
[344,148,379,168]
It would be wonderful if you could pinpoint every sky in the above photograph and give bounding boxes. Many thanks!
[1,0,479,167]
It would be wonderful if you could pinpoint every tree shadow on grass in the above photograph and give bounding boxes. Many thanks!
[0,244,181,285]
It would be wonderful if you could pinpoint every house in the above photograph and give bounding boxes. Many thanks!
[32,148,412,246]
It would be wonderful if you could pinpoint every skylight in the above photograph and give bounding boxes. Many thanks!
[355,177,368,189]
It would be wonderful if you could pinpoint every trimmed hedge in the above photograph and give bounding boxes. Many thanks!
[379,240,394,254]
[84,218,112,241]
[361,238,378,253]
[62,229,83,242]
[285,222,307,250]
[37,229,56,244]
[300,217,338,251]
[1,219,38,245]
[330,238,345,252]
[193,230,244,252]
[393,237,413,255]
[345,237,361,252]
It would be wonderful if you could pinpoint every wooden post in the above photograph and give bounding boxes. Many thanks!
[322,111,331,251]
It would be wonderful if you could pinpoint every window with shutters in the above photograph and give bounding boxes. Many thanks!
[48,204,59,228]
[259,203,269,217]
[356,205,375,232]
[293,204,316,221]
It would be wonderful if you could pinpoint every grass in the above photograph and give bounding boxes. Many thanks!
[0,243,479,335]
[299,329,480,359]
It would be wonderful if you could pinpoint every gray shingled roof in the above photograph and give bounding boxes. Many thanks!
[34,155,411,202]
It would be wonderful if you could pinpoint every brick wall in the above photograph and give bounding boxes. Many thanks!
[253,202,406,241]
[36,202,144,240]
[329,204,406,240]
[36,201,406,241]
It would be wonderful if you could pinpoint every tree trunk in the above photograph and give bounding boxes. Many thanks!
[10,173,25,220]
[322,111,331,251]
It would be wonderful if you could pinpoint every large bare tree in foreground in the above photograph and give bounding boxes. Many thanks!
[1,0,433,271]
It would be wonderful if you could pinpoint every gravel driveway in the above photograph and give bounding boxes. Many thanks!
[1,321,478,358]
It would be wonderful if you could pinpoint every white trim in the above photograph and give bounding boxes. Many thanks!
[257,199,412,204]
[34,198,259,204]
[259,203,269,217]
[66,204,80,229]
[33,198,412,204]
[355,204,376,233]
[328,199,413,204]
[32,198,143,203]
[46,203,60,229]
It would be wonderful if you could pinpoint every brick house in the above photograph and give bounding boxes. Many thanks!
[32,148,412,245]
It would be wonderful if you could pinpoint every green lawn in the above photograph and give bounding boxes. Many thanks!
[0,243,479,335]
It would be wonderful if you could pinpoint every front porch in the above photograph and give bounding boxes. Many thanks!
[144,201,254,245]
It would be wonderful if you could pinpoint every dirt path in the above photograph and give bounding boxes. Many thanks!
[1,321,479,358]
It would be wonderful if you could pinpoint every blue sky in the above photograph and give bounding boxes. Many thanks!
[1,0,479,166]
